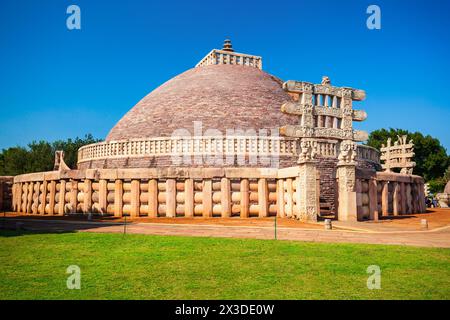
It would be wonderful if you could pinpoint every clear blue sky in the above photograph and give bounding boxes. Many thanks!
[0,0,449,151]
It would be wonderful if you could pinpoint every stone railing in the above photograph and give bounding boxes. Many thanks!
[356,145,380,163]
[356,169,425,221]
[77,136,299,164]
[196,49,263,69]
[12,167,312,219]
[77,137,379,167]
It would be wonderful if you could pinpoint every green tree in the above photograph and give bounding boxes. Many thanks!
[0,134,100,176]
[366,128,450,182]
[0,147,29,176]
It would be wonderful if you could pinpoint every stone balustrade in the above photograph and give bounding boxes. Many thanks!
[356,145,380,163]
[77,136,298,165]
[356,169,426,220]
[12,167,314,219]
[77,136,379,167]
[196,49,262,69]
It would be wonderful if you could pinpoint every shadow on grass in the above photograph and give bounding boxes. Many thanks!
[0,215,128,238]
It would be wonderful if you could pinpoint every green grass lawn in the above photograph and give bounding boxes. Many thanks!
[0,230,449,300]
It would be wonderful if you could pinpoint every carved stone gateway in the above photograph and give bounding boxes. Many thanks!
[380,135,416,174]
[280,77,367,221]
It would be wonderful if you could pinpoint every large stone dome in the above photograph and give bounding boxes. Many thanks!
[106,64,297,141]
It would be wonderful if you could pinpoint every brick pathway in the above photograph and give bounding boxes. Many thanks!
[2,218,450,248]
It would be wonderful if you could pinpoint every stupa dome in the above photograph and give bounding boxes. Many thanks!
[106,64,297,141]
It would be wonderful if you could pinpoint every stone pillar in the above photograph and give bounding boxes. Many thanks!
[48,181,56,215]
[336,139,358,222]
[400,182,406,214]
[296,139,319,222]
[70,180,78,214]
[27,182,34,213]
[258,178,269,218]
[240,179,249,218]
[23,182,29,213]
[406,183,412,214]
[33,182,40,214]
[59,180,66,215]
[419,182,426,212]
[99,179,107,215]
[411,183,418,213]
[381,181,389,217]
[277,179,285,218]
[355,178,362,220]
[148,179,158,218]
[184,179,194,218]
[202,179,212,217]
[221,178,231,217]
[393,182,400,216]
[130,179,140,218]
[336,164,357,221]
[41,181,47,215]
[368,177,378,221]
[10,183,15,212]
[285,178,294,218]
[297,163,319,221]
[114,179,123,217]
[83,179,92,214]
[166,179,176,218]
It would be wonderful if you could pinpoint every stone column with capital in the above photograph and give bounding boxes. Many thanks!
[295,139,319,222]
[337,140,358,221]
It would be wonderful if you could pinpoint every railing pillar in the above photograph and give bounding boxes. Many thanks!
[148,179,158,218]
[368,177,378,221]
[59,180,66,215]
[240,179,249,218]
[114,179,123,217]
[221,178,231,217]
[393,182,400,216]
[130,179,140,218]
[276,179,285,218]
[70,180,78,213]
[40,181,47,215]
[99,179,107,214]
[257,178,268,218]
[166,179,176,218]
[381,181,389,217]
[83,179,92,214]
[202,179,212,218]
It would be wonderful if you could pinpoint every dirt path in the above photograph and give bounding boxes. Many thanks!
[2,217,450,248]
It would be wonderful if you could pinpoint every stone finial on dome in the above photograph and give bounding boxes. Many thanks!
[222,39,234,52]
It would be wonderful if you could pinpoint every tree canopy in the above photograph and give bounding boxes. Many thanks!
[366,128,450,192]
[0,134,100,176]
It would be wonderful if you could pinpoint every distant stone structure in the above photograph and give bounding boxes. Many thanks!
[436,181,450,208]
[10,39,426,222]
[380,135,415,174]
[53,151,71,171]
